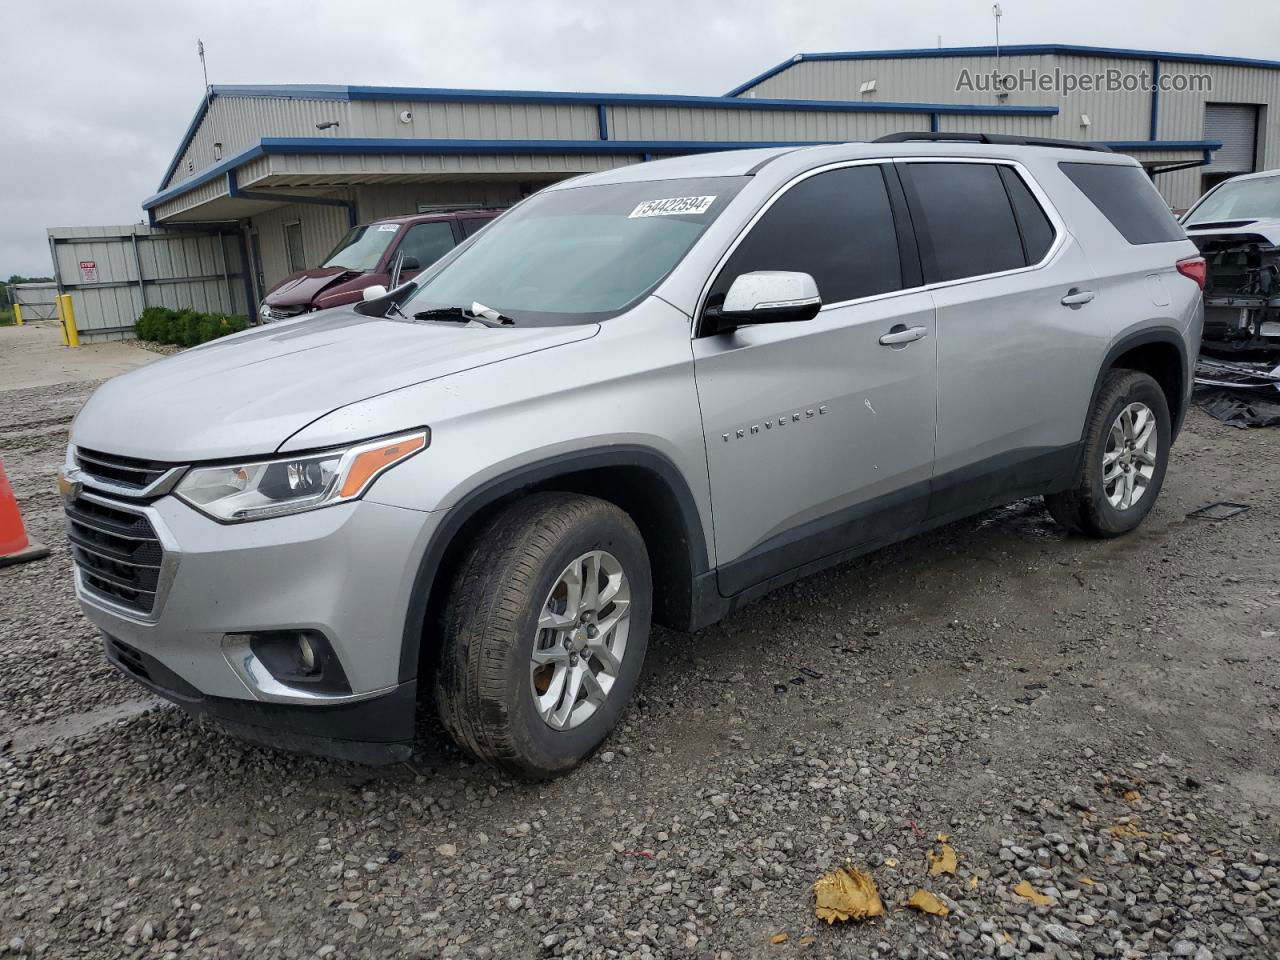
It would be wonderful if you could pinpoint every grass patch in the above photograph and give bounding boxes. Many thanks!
[0,306,15,326]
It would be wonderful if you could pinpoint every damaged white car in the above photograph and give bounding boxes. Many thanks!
[1183,170,1280,355]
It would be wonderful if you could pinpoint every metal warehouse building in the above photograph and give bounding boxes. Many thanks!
[48,43,1280,339]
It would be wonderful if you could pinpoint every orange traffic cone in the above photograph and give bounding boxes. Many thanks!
[0,461,49,568]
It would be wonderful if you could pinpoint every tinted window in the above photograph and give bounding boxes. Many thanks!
[1059,162,1185,244]
[284,221,306,273]
[710,165,902,306]
[903,163,1025,282]
[998,166,1056,263]
[397,222,457,268]
[461,218,490,238]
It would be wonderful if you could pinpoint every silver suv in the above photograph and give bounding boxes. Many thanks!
[63,136,1204,778]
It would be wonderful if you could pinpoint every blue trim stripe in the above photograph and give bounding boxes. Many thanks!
[725,43,1280,96]
[1103,140,1221,151]
[144,135,1225,213]
[157,83,1059,193]
[212,83,1060,115]
[145,138,820,210]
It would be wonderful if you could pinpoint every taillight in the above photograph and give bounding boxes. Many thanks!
[1176,256,1206,290]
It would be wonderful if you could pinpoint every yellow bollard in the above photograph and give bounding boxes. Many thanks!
[12,303,22,326]
[59,294,80,348]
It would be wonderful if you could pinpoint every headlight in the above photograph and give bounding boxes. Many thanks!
[175,430,428,522]
[259,303,273,321]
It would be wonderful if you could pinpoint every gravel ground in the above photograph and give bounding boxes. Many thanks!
[1,378,1277,960]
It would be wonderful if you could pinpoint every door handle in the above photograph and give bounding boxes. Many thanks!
[1060,288,1095,307]
[878,324,928,346]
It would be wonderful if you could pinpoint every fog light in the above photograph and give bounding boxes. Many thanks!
[297,633,317,673]
[241,630,351,694]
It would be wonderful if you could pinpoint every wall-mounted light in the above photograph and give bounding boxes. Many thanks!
[1080,113,1092,128]
[316,120,340,130]
[859,79,877,95]
[213,141,223,160]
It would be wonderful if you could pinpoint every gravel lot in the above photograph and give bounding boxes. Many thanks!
[1,372,1277,960]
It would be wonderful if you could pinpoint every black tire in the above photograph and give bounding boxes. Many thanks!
[434,492,652,779]
[1045,369,1171,538]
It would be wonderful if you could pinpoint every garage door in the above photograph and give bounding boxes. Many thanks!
[1204,104,1259,173]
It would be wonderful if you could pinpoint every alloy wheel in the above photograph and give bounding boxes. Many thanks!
[529,550,632,730]
[1103,401,1158,510]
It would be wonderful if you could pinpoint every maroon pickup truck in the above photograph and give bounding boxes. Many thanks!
[259,209,499,322]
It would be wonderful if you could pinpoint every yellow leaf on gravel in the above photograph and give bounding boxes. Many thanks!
[906,889,950,916]
[936,832,950,843]
[883,857,899,868]
[798,936,816,946]
[1078,876,1095,886]
[1013,880,1054,907]
[813,866,885,924]
[927,842,958,876]
[1123,789,1142,803]
[770,932,789,945]
[968,875,980,890]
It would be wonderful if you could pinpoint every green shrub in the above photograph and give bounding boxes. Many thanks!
[134,307,250,347]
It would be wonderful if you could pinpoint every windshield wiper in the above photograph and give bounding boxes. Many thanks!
[412,301,515,327]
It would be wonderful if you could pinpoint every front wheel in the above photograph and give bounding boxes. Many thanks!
[1045,369,1171,538]
[434,492,652,778]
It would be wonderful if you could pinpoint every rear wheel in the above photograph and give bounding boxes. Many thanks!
[434,492,651,778]
[1045,369,1170,537]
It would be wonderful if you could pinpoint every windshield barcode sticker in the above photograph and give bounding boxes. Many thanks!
[377,224,400,232]
[628,196,716,218]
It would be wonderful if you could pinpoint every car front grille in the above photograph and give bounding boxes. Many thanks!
[266,305,307,322]
[65,495,165,615]
[75,447,175,492]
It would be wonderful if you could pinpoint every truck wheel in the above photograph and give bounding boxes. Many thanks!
[1044,369,1170,538]
[434,492,651,779]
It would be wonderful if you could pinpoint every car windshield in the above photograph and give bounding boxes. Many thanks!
[403,176,748,324]
[1185,176,1280,224]
[321,223,402,271]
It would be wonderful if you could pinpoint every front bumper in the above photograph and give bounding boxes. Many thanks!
[73,492,441,762]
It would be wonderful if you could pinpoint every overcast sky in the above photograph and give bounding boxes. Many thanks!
[4,0,1278,275]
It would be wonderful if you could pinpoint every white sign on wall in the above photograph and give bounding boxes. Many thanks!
[78,260,98,284]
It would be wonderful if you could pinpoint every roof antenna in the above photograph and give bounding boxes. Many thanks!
[197,39,211,109]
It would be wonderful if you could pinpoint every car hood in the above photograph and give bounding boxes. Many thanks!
[264,268,358,307]
[71,309,599,462]
[1185,216,1280,246]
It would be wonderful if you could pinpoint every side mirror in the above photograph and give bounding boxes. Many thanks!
[362,284,388,302]
[709,271,822,332]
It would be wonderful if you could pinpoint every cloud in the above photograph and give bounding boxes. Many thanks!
[2,0,1274,275]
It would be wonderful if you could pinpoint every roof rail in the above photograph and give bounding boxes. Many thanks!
[872,132,1112,153]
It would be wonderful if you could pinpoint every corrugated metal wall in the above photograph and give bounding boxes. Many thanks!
[738,52,1280,210]
[249,201,353,293]
[47,225,248,342]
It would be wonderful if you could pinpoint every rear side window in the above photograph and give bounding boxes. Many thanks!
[901,163,1026,282]
[460,218,490,238]
[998,166,1056,264]
[1059,162,1184,244]
[710,164,902,305]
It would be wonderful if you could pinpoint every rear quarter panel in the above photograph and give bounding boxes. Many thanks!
[1026,157,1201,433]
